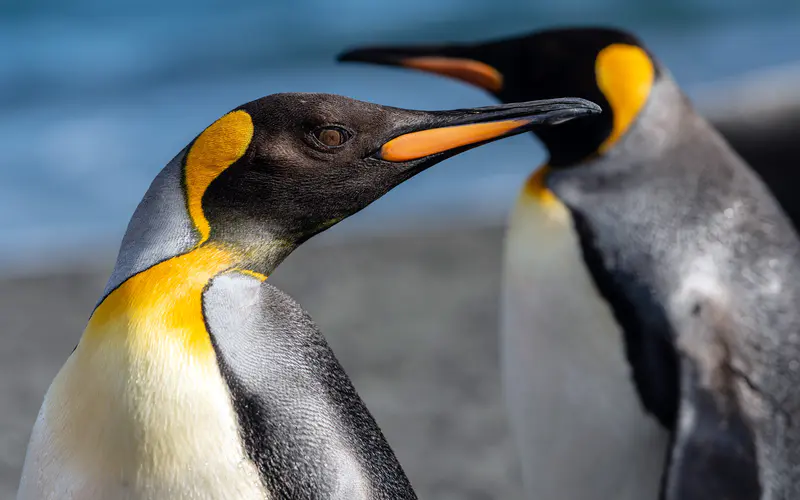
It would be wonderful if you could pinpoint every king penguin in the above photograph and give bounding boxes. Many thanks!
[337,27,795,499]
[16,92,599,500]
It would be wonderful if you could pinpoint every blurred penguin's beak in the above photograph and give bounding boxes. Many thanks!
[339,47,503,92]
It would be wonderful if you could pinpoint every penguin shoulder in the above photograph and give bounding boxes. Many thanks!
[201,270,335,383]
[201,271,415,500]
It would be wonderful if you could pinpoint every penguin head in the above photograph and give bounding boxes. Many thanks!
[189,93,599,258]
[338,27,660,166]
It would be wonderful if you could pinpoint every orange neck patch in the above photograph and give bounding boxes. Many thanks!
[84,244,238,358]
[232,268,268,281]
[184,110,254,244]
[594,44,654,153]
[522,165,558,205]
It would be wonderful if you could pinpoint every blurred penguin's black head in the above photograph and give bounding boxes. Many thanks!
[338,27,660,166]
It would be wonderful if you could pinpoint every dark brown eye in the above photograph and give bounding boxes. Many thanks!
[314,127,348,148]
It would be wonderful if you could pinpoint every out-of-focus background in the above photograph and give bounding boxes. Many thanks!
[2,1,800,498]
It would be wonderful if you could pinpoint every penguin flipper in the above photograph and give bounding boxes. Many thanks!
[202,271,417,500]
[661,356,761,500]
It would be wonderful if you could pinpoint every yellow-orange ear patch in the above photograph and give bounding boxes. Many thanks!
[185,110,254,244]
[595,44,654,153]
[402,57,504,92]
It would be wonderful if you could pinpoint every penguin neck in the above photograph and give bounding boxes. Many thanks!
[102,148,294,301]
[102,148,200,299]
[538,73,685,168]
[534,114,610,167]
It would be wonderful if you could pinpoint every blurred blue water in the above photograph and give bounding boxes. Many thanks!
[2,1,800,265]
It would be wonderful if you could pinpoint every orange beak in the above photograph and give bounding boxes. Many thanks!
[338,47,504,92]
[375,98,601,162]
[380,119,527,161]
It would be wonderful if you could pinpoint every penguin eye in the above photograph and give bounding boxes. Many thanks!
[313,127,350,148]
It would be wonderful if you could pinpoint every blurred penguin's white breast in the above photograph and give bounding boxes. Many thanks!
[500,178,668,500]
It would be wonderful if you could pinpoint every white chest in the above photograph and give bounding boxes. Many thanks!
[17,327,268,500]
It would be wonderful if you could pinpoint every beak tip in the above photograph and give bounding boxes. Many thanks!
[550,98,603,124]
[583,99,603,114]
[336,51,355,63]
[336,48,386,64]
[557,97,602,114]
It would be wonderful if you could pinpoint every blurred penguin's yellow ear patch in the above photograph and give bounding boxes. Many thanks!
[595,44,654,153]
[185,110,254,244]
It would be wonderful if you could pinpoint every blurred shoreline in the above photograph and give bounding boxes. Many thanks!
[3,61,800,277]
[4,13,800,267]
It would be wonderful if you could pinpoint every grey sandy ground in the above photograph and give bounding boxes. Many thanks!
[0,224,521,499]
